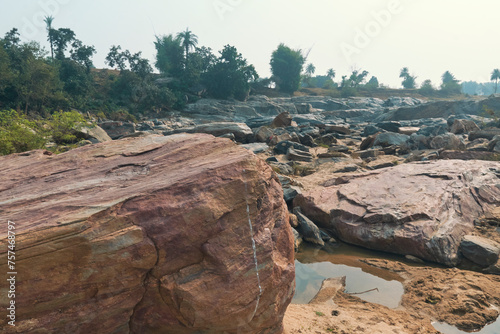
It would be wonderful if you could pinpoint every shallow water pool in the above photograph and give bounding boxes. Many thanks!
[293,243,405,308]
[292,243,500,333]
[432,320,500,334]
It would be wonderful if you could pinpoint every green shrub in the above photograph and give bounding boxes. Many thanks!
[49,110,86,144]
[340,86,357,98]
[107,109,137,122]
[0,110,47,155]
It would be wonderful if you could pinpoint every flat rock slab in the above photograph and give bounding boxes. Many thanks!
[294,160,500,266]
[0,134,294,334]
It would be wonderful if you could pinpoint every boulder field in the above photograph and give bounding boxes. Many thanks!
[294,160,500,266]
[0,134,295,333]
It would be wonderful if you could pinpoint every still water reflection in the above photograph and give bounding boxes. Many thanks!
[293,243,499,334]
[293,243,404,308]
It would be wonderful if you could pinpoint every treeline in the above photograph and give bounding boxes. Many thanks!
[1,21,499,121]
[301,66,465,98]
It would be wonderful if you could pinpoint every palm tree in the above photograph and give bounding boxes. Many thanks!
[176,28,198,64]
[399,67,409,79]
[400,67,417,89]
[441,71,456,84]
[305,63,316,76]
[44,15,54,60]
[491,69,500,93]
[327,68,336,80]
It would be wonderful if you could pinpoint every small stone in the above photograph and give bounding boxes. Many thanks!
[287,147,313,162]
[333,165,359,173]
[328,145,350,153]
[293,207,325,246]
[289,213,299,228]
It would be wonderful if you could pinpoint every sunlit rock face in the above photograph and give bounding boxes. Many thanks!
[294,160,500,266]
[0,134,295,334]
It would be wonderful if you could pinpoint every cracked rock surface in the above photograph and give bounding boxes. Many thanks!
[0,134,294,333]
[294,160,500,266]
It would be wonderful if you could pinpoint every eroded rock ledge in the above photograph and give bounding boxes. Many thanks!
[0,134,294,333]
[294,160,500,266]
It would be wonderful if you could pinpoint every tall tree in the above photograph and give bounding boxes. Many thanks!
[203,45,257,100]
[349,69,369,87]
[105,45,129,71]
[491,69,500,94]
[70,40,96,73]
[44,15,54,60]
[176,28,198,64]
[49,28,76,60]
[441,71,457,85]
[270,43,305,93]
[366,76,379,88]
[106,46,152,77]
[419,79,435,95]
[154,34,184,77]
[399,67,409,79]
[327,68,336,80]
[440,71,461,95]
[182,46,216,86]
[2,28,20,51]
[399,67,417,89]
[305,63,316,76]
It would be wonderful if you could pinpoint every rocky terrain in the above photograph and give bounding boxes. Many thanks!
[1,93,500,333]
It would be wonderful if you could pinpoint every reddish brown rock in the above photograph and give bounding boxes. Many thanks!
[450,119,480,134]
[0,134,294,334]
[294,160,500,266]
[98,120,136,139]
[271,112,293,128]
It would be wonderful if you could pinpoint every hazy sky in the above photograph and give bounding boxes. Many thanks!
[1,0,500,88]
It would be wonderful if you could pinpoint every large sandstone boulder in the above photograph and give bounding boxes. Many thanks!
[294,160,500,266]
[98,121,136,139]
[74,124,113,143]
[450,119,480,134]
[0,134,294,334]
[430,133,465,150]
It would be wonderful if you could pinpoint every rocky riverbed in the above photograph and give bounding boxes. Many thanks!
[1,94,500,333]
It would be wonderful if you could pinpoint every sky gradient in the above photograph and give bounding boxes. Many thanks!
[1,0,499,88]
